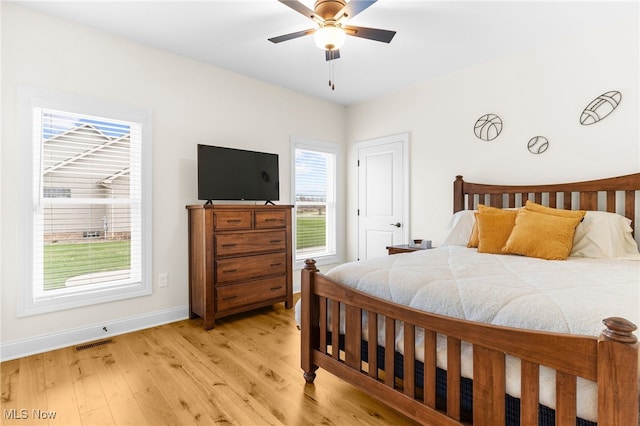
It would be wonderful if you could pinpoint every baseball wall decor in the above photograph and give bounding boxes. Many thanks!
[580,90,621,125]
[527,136,549,154]
[474,113,503,141]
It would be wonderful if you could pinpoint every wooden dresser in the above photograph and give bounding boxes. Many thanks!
[186,204,294,329]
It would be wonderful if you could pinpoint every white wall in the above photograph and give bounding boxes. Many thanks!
[345,15,639,260]
[0,3,345,359]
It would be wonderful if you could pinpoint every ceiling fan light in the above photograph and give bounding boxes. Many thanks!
[314,25,346,50]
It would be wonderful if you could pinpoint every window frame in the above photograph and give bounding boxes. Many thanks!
[17,86,152,317]
[291,137,342,269]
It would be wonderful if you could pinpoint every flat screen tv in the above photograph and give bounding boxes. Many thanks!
[197,144,280,204]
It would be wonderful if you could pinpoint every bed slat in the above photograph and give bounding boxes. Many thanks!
[606,190,615,213]
[345,305,361,369]
[319,296,327,351]
[580,191,597,211]
[446,337,461,420]
[403,323,416,398]
[385,319,395,388]
[368,311,378,379]
[473,345,506,425]
[555,371,577,426]
[626,190,635,226]
[521,360,540,425]
[490,193,501,208]
[331,302,340,360]
[423,329,437,408]
[534,192,542,204]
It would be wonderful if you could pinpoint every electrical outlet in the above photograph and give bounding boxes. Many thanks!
[159,273,169,288]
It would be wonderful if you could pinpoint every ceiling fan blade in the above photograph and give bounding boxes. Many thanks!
[278,0,321,22]
[268,28,315,44]
[333,0,377,21]
[325,49,341,61]
[343,25,396,43]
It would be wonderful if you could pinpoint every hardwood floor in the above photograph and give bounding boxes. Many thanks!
[1,298,419,426]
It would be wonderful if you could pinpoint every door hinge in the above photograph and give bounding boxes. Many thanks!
[357,209,360,216]
[357,160,360,167]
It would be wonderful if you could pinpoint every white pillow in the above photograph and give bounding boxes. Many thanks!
[571,211,640,259]
[441,210,476,246]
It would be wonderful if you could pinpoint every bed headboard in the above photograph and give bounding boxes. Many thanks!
[453,173,640,237]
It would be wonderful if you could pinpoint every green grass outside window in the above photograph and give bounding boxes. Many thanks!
[43,240,131,290]
[296,216,326,249]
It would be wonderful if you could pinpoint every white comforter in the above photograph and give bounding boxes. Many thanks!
[306,246,640,421]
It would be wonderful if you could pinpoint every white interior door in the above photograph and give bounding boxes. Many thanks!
[357,134,408,260]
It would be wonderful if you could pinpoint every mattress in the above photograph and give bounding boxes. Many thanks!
[298,246,640,422]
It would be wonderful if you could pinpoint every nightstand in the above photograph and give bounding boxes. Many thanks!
[386,244,430,255]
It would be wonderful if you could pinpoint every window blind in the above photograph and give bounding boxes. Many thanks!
[294,148,336,260]
[33,108,142,298]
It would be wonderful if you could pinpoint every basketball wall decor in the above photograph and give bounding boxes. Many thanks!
[580,90,621,125]
[474,113,503,141]
[527,136,549,154]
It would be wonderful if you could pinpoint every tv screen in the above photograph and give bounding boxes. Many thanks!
[197,144,280,202]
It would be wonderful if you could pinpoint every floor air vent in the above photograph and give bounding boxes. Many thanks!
[75,339,114,351]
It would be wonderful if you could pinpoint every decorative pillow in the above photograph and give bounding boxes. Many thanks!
[571,211,640,259]
[467,205,511,248]
[503,209,583,260]
[442,210,476,246]
[475,209,518,254]
[524,200,586,220]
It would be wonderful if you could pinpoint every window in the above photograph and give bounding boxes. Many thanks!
[18,87,151,316]
[292,138,340,266]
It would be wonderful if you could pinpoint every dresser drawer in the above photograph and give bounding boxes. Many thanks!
[215,230,286,256]
[255,210,287,229]
[216,276,287,312]
[216,252,287,284]
[214,211,252,230]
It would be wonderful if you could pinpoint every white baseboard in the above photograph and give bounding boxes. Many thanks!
[0,305,189,362]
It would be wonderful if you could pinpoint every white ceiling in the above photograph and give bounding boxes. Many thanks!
[13,1,638,106]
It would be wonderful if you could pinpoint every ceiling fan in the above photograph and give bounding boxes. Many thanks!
[268,0,396,62]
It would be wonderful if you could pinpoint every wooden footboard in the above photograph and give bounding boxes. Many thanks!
[300,259,639,425]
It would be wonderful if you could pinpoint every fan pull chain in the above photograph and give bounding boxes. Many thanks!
[328,60,335,91]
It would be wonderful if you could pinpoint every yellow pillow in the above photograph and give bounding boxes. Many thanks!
[524,200,586,220]
[502,209,583,260]
[467,205,510,248]
[475,209,518,254]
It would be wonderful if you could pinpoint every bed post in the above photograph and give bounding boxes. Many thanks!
[301,259,320,384]
[597,317,638,425]
[454,175,464,213]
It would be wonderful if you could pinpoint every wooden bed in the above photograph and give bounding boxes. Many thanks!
[300,173,640,426]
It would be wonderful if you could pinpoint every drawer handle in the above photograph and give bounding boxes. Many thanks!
[269,240,281,244]
[265,218,280,222]
[222,269,238,273]
[226,219,242,223]
[270,286,283,291]
[270,263,282,267]
[221,244,237,248]
[222,295,237,301]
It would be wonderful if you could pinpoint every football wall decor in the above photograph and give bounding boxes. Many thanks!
[580,90,621,125]
[474,113,503,141]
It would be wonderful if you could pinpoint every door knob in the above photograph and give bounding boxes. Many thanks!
[390,222,401,228]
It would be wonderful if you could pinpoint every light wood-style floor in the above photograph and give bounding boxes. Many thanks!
[1,298,419,426]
